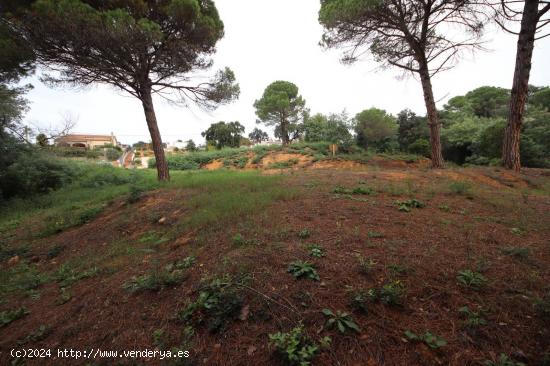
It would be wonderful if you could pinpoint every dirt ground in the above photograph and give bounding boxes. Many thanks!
[1,166,549,365]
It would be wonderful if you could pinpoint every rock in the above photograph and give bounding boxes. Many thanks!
[7,255,20,266]
[158,217,166,224]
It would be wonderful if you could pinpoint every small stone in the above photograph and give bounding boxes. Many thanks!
[158,217,166,224]
[7,256,20,266]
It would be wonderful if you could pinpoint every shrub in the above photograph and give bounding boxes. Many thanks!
[269,324,319,366]
[287,261,320,281]
[408,138,430,157]
[0,154,77,200]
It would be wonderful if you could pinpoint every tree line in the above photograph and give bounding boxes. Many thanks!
[198,82,550,168]
[1,0,548,181]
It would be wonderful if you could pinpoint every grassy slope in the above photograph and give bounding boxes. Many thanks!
[1,162,550,365]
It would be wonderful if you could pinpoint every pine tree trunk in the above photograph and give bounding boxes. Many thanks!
[418,67,444,168]
[502,0,539,172]
[141,87,170,181]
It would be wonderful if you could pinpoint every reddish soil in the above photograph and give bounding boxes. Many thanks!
[1,167,549,366]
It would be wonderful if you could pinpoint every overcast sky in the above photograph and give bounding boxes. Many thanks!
[22,0,550,145]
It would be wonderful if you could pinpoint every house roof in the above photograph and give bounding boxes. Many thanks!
[56,134,115,142]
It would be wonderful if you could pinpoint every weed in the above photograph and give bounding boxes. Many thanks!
[269,324,319,366]
[152,328,166,349]
[357,256,376,275]
[483,354,526,366]
[267,159,299,169]
[449,181,472,196]
[0,263,49,298]
[322,309,360,333]
[395,199,425,212]
[0,307,29,327]
[457,270,487,290]
[232,233,258,247]
[298,229,311,239]
[332,186,374,195]
[307,244,325,258]
[501,246,530,260]
[287,261,320,281]
[350,290,369,314]
[56,264,99,288]
[388,264,410,276]
[369,280,405,306]
[404,330,447,349]
[439,204,450,212]
[19,325,52,345]
[510,227,525,236]
[458,306,487,327]
[123,259,193,293]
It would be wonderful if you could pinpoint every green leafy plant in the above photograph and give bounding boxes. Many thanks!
[404,330,447,349]
[288,261,320,281]
[269,324,319,366]
[483,353,527,366]
[395,199,425,212]
[322,309,360,333]
[123,259,194,293]
[0,307,29,327]
[458,306,487,327]
[457,270,487,290]
[307,244,325,258]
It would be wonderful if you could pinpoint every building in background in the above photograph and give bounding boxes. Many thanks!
[55,133,118,149]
